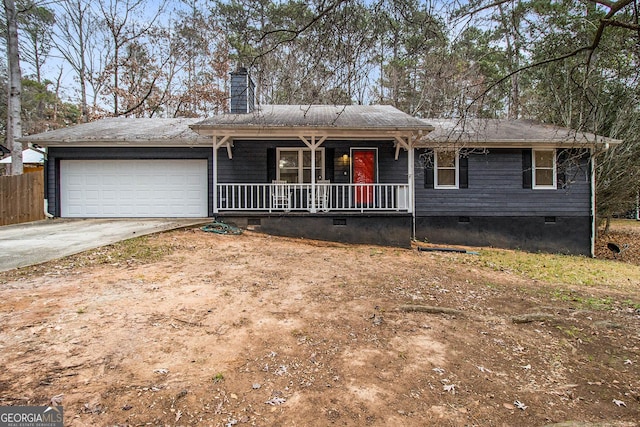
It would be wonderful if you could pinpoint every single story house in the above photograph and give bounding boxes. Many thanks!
[19,69,617,255]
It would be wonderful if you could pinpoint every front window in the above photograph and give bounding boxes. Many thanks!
[533,149,556,189]
[435,150,458,189]
[277,148,324,183]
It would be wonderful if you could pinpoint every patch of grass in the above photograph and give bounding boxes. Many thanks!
[212,372,224,383]
[94,237,174,264]
[550,288,618,310]
[623,299,640,310]
[465,248,640,292]
[557,325,582,339]
[610,218,640,230]
[45,236,176,270]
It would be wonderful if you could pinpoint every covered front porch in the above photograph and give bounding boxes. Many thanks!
[189,105,434,245]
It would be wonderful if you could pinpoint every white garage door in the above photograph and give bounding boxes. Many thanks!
[60,160,208,217]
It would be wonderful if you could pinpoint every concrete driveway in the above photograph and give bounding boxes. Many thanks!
[0,218,210,272]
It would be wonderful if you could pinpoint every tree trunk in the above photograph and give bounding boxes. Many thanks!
[54,66,63,122]
[4,0,23,175]
[604,215,611,235]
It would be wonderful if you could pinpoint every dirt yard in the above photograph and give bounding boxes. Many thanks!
[1,226,639,426]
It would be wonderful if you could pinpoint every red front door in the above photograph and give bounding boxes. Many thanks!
[353,150,376,205]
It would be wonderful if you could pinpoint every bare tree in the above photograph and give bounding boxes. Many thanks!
[18,2,54,84]
[99,0,165,115]
[53,0,106,121]
[3,0,23,174]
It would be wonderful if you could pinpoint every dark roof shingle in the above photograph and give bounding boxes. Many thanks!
[19,118,208,145]
[424,118,620,146]
[192,105,433,130]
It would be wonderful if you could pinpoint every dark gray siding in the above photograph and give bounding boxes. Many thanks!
[47,147,213,217]
[414,148,591,217]
[414,148,593,255]
[216,140,269,183]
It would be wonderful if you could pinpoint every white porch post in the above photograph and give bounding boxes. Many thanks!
[407,137,415,240]
[394,134,413,214]
[212,135,232,214]
[311,136,316,212]
[299,135,327,213]
[212,135,218,214]
[407,140,414,215]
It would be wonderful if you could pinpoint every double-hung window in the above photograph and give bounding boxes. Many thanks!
[434,150,459,189]
[277,148,324,183]
[533,149,556,189]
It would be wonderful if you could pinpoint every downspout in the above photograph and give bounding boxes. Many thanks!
[310,136,316,213]
[28,143,53,219]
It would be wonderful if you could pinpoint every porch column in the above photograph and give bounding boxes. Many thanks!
[299,135,327,213]
[212,135,218,214]
[408,142,414,214]
[408,141,415,240]
[212,135,231,214]
[394,135,413,215]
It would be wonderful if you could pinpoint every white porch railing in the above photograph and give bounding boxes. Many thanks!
[216,183,410,213]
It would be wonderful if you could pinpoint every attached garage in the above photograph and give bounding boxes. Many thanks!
[60,159,208,218]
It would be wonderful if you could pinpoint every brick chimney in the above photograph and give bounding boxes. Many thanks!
[230,67,255,114]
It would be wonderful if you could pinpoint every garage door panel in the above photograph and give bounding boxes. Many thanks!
[61,160,208,217]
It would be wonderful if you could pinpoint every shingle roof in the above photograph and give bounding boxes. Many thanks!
[191,105,433,130]
[18,113,618,148]
[424,118,620,146]
[19,117,209,146]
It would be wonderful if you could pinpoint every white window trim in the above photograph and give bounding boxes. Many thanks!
[532,149,557,189]
[276,147,325,183]
[434,149,459,189]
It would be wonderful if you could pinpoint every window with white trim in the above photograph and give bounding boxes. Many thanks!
[277,148,325,183]
[533,149,556,189]
[435,150,458,189]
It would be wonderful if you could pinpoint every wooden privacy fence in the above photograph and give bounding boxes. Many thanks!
[0,172,45,226]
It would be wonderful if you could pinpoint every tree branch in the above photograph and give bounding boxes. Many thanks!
[252,0,349,62]
[471,45,594,106]
[465,0,511,17]
[470,0,638,109]
[601,18,640,30]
